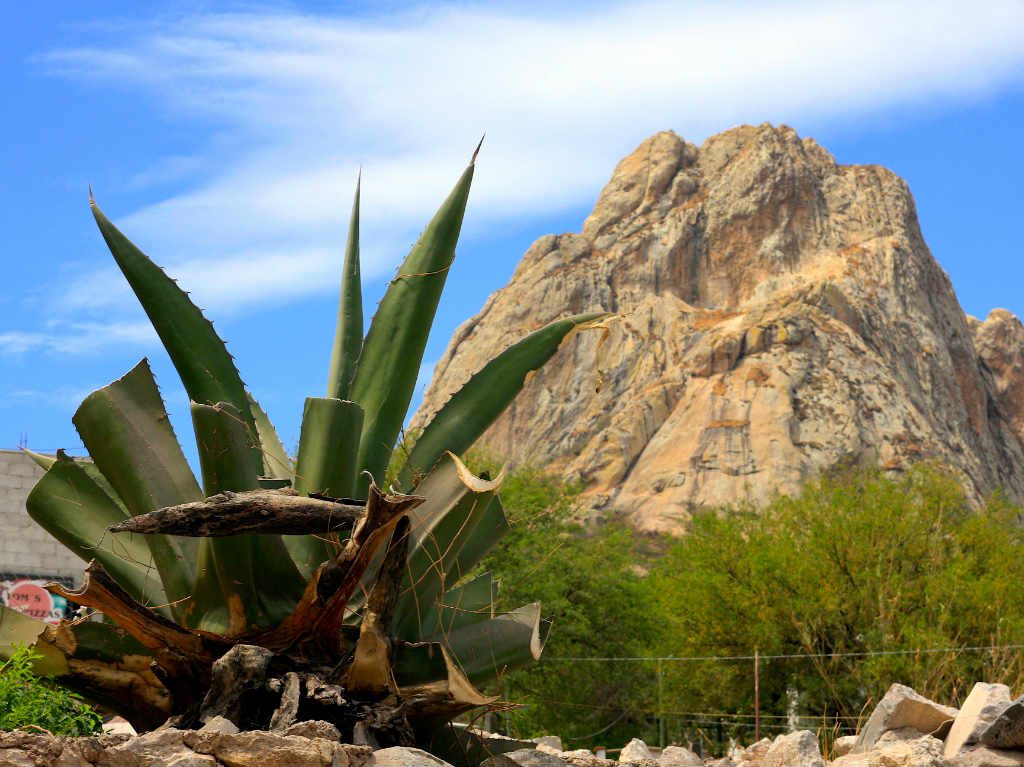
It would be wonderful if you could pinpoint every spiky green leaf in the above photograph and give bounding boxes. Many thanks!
[294,398,363,499]
[400,312,607,487]
[327,175,363,400]
[393,453,507,639]
[286,397,364,576]
[90,199,259,457]
[21,448,56,471]
[437,602,547,685]
[190,402,306,635]
[26,454,168,611]
[72,360,198,613]
[423,572,497,639]
[248,393,292,481]
[0,606,66,674]
[350,155,476,494]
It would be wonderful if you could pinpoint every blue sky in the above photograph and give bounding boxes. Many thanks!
[2,1,1023,459]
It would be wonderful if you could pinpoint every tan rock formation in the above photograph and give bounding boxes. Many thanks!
[412,124,1024,532]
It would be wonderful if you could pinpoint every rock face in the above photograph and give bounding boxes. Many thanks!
[413,124,1024,531]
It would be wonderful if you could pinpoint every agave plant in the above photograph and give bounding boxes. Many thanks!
[0,147,603,757]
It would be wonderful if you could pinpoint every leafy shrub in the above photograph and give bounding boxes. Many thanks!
[470,459,660,748]
[648,463,1024,745]
[0,645,102,735]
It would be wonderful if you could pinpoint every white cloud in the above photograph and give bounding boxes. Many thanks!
[40,0,1024,329]
[0,322,156,356]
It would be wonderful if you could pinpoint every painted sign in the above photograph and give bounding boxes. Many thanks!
[0,578,68,624]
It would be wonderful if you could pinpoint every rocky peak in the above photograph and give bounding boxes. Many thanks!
[413,124,1024,532]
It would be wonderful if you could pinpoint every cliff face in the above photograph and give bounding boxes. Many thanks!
[412,124,1024,532]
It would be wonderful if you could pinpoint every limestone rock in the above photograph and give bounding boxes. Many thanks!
[831,734,944,767]
[854,684,958,753]
[493,748,571,766]
[207,732,366,767]
[619,739,653,763]
[945,684,1014,758]
[948,746,1024,767]
[96,729,194,767]
[369,746,452,766]
[413,125,1024,530]
[759,730,824,767]
[166,755,219,767]
[983,699,1024,749]
[0,750,35,767]
[559,749,618,767]
[284,721,342,742]
[0,732,62,766]
[735,737,771,763]
[831,735,857,758]
[657,744,703,766]
[536,736,564,752]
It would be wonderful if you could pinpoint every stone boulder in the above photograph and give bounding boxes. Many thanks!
[831,733,944,767]
[492,748,572,766]
[982,698,1024,749]
[853,684,958,752]
[559,749,618,767]
[369,746,452,766]
[947,746,1024,767]
[944,683,1013,758]
[759,730,824,767]
[657,745,703,766]
[734,737,771,764]
[831,735,857,758]
[618,739,653,763]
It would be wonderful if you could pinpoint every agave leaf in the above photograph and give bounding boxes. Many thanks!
[350,152,477,495]
[287,397,364,576]
[0,605,67,674]
[190,402,306,635]
[422,724,536,767]
[435,602,548,686]
[72,360,198,613]
[90,198,260,460]
[21,448,56,471]
[294,397,363,499]
[191,401,262,496]
[392,454,507,639]
[422,572,497,639]
[392,640,494,709]
[26,454,168,611]
[327,174,363,400]
[248,393,293,481]
[400,312,608,487]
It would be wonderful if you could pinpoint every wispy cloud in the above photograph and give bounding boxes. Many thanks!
[38,0,1024,334]
[0,322,156,357]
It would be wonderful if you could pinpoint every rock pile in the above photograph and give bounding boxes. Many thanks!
[6,682,1024,766]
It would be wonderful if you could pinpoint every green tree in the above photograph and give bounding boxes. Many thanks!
[648,464,1024,746]
[470,460,660,749]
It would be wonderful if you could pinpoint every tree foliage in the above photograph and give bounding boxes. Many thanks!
[469,459,659,748]
[648,464,1024,743]
[473,461,1024,752]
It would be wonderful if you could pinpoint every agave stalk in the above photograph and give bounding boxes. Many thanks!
[5,147,606,762]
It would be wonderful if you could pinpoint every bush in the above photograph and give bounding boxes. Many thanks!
[648,464,1024,746]
[0,645,103,735]
[470,459,660,748]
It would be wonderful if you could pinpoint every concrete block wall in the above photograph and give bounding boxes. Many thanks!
[0,449,83,583]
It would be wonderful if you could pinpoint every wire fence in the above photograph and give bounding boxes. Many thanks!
[500,642,1024,754]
